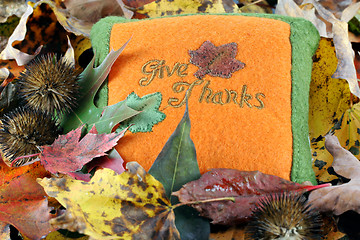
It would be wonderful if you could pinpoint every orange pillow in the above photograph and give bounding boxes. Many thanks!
[91,14,319,183]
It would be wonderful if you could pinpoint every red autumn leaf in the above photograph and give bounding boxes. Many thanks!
[86,148,125,174]
[0,159,56,239]
[172,169,328,225]
[86,127,126,174]
[40,125,124,178]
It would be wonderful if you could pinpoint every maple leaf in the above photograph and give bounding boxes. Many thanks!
[39,125,124,180]
[173,169,328,225]
[0,160,56,239]
[189,40,245,79]
[85,127,125,174]
[309,134,360,215]
[38,162,181,240]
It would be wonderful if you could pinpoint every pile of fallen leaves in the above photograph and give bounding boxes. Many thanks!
[0,0,359,239]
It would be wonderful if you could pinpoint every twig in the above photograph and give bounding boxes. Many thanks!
[172,197,235,209]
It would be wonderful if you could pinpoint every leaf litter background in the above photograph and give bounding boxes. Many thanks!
[0,0,360,239]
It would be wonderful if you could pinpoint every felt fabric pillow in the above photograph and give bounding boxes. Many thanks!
[91,14,319,184]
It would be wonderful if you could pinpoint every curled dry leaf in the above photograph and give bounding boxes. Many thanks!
[35,0,92,37]
[63,36,75,66]
[309,134,360,215]
[173,169,328,225]
[38,162,180,240]
[276,0,360,98]
[276,0,327,36]
[63,0,133,23]
[0,5,42,66]
[37,0,133,37]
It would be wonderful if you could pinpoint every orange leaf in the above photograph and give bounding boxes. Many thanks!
[0,159,56,239]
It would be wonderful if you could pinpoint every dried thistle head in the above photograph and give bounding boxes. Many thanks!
[17,54,79,115]
[0,107,60,166]
[245,193,323,240]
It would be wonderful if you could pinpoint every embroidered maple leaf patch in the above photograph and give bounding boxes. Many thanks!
[189,40,245,79]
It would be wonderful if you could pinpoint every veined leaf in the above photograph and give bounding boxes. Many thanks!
[39,125,124,180]
[149,102,210,240]
[173,169,329,225]
[39,162,180,239]
[149,102,199,198]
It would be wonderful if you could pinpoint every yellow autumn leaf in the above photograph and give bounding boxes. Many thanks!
[309,38,351,183]
[38,162,180,240]
[71,35,92,67]
[135,0,240,18]
[332,103,360,158]
[22,231,89,240]
[238,0,272,13]
[309,38,351,139]
[312,103,360,183]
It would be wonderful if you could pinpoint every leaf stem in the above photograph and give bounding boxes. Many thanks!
[11,153,41,167]
[300,183,331,191]
[172,197,235,209]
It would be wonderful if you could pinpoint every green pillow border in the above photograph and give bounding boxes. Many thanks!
[90,13,319,185]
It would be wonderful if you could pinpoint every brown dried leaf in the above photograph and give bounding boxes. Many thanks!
[63,0,133,23]
[0,5,42,66]
[308,134,360,215]
[276,0,360,98]
[39,0,133,37]
[276,0,327,36]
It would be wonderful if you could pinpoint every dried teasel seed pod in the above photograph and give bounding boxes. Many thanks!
[0,107,60,167]
[17,54,80,115]
[245,193,323,240]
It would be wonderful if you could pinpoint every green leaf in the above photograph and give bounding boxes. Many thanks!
[174,206,210,240]
[61,39,139,134]
[148,101,199,198]
[349,14,360,35]
[148,101,210,240]
[118,92,166,133]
